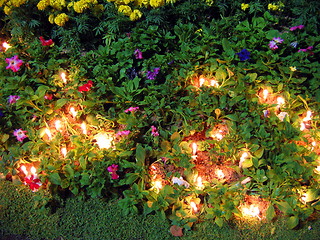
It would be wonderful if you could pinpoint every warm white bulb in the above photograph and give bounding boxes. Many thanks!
[60,72,67,83]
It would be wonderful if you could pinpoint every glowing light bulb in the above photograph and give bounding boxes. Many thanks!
[154,180,163,191]
[300,122,306,131]
[239,152,249,168]
[2,42,12,51]
[81,122,87,135]
[241,205,260,219]
[94,132,113,149]
[30,166,37,176]
[190,201,198,213]
[199,77,205,87]
[192,142,197,155]
[69,107,77,118]
[61,147,67,158]
[277,97,285,108]
[60,72,67,83]
[55,120,62,131]
[210,79,219,87]
[45,128,52,140]
[216,169,225,179]
[195,176,204,190]
[21,165,28,175]
[262,89,269,100]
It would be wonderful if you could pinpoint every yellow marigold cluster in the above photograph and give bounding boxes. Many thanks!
[53,13,69,26]
[37,0,50,10]
[0,0,27,14]
[107,0,180,21]
[73,0,98,13]
[268,2,284,11]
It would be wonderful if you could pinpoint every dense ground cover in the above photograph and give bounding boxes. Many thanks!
[1,0,320,238]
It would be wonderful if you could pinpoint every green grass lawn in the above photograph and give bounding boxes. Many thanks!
[0,180,319,240]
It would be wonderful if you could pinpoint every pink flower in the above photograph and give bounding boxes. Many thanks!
[24,175,42,192]
[151,125,159,137]
[298,46,313,53]
[273,37,284,44]
[290,25,304,31]
[268,40,278,50]
[107,164,119,180]
[78,80,93,92]
[39,36,54,46]
[8,95,20,104]
[134,49,143,59]
[116,130,131,136]
[13,129,27,142]
[5,55,23,72]
[124,106,139,113]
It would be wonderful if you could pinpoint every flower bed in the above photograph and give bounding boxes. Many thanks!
[1,0,320,236]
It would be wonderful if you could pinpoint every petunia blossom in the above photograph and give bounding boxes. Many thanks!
[24,175,42,192]
[124,106,139,113]
[8,95,20,104]
[268,40,278,50]
[39,36,54,46]
[298,46,313,53]
[236,49,251,61]
[13,128,27,142]
[78,80,93,92]
[146,67,160,80]
[151,125,159,137]
[134,49,143,59]
[290,25,304,31]
[5,55,23,72]
[107,164,119,180]
[273,37,284,44]
[116,130,131,136]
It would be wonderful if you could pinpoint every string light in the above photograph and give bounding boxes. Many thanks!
[81,122,87,135]
[60,72,67,83]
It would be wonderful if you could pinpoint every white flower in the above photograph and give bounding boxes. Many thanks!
[277,112,288,121]
[172,176,190,188]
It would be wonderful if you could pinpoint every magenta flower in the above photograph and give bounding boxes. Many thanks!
[116,130,131,136]
[146,67,160,80]
[24,175,42,192]
[8,95,20,104]
[273,37,284,44]
[151,125,159,137]
[134,49,143,59]
[107,164,119,180]
[298,46,313,53]
[290,25,304,31]
[124,106,139,113]
[268,40,278,50]
[5,55,23,72]
[13,129,27,142]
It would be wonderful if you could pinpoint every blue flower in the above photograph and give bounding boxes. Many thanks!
[236,49,251,61]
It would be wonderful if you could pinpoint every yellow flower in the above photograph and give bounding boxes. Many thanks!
[241,3,249,11]
[129,9,142,21]
[135,0,148,6]
[289,66,297,72]
[4,5,12,14]
[118,5,132,16]
[150,0,165,8]
[54,13,69,26]
[37,0,50,10]
[268,3,278,11]
[48,14,55,24]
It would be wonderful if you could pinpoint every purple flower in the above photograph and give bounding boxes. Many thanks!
[290,25,304,31]
[124,106,139,113]
[5,55,23,72]
[236,49,251,61]
[13,129,27,142]
[298,46,313,53]
[151,125,159,137]
[268,40,278,50]
[273,37,284,44]
[134,49,143,59]
[8,95,20,104]
[107,164,119,180]
[146,67,160,80]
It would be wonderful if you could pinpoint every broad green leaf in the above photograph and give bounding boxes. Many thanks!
[215,217,224,227]
[254,148,264,158]
[49,172,61,185]
[55,99,68,109]
[80,172,90,186]
[136,144,146,167]
[287,216,299,229]
[266,204,276,221]
[215,67,227,81]
[276,201,293,215]
[170,132,181,143]
[242,158,253,168]
[64,164,74,178]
